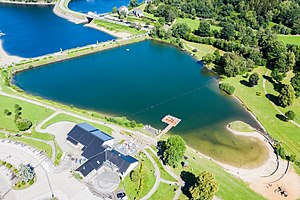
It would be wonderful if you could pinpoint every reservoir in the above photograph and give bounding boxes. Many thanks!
[0,3,114,58]
[69,0,130,14]
[13,40,269,167]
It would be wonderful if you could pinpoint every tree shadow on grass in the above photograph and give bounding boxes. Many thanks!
[262,75,283,92]
[262,75,274,84]
[180,171,197,199]
[265,93,279,106]
[273,83,284,93]
[240,80,251,87]
[276,114,288,122]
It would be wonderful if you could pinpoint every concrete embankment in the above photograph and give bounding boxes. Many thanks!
[52,0,88,24]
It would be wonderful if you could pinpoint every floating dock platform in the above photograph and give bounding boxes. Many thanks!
[160,115,181,135]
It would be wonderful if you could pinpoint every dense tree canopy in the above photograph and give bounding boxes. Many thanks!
[291,72,300,97]
[172,23,190,38]
[196,21,211,37]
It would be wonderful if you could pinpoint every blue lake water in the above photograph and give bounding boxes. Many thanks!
[13,41,269,166]
[0,3,114,58]
[69,0,130,14]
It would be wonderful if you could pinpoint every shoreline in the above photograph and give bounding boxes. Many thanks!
[0,0,55,5]
[0,40,23,67]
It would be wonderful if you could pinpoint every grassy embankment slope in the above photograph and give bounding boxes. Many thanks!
[222,67,300,160]
[92,19,146,35]
[277,35,300,46]
[176,18,221,32]
[41,113,113,134]
[0,95,54,131]
[175,147,265,200]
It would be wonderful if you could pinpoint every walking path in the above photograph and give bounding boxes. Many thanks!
[147,147,183,200]
[141,149,161,200]
[263,71,300,128]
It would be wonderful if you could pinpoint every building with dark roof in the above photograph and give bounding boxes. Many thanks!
[67,123,138,178]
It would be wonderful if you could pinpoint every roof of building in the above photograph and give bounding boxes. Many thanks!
[133,8,142,13]
[68,123,138,177]
[118,6,128,10]
[67,123,113,147]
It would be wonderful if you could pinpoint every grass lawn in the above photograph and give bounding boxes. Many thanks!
[277,35,300,46]
[121,152,156,199]
[41,113,113,134]
[222,67,300,161]
[150,182,178,200]
[228,121,255,132]
[1,134,53,158]
[0,95,54,132]
[263,71,300,125]
[176,18,200,31]
[182,40,223,67]
[23,130,55,141]
[146,148,177,182]
[176,18,221,32]
[92,19,145,35]
[174,147,265,200]
[54,141,63,165]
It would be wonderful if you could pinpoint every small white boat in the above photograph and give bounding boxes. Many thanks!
[126,49,130,51]
[0,31,6,37]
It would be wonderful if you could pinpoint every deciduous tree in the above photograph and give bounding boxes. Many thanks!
[189,171,218,200]
[163,135,186,167]
[278,84,295,107]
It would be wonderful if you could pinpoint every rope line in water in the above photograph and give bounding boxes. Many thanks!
[128,82,211,117]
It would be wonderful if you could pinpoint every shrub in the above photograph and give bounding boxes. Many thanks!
[4,109,11,116]
[274,143,286,160]
[285,110,296,121]
[130,170,140,182]
[219,83,235,95]
[6,163,12,169]
[28,179,34,185]
[15,119,32,131]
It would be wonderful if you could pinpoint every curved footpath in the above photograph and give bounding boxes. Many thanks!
[141,149,161,200]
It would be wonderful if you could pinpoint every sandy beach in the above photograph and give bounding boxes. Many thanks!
[223,123,300,200]
[84,23,132,39]
[0,40,23,67]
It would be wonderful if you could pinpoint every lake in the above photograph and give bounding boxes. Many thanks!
[0,3,114,58]
[13,40,269,167]
[69,0,130,14]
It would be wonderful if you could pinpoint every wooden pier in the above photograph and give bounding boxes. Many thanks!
[160,115,181,135]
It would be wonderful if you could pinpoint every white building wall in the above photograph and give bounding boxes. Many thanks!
[103,139,114,147]
[122,162,139,178]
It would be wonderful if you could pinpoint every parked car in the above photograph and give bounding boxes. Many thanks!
[116,192,128,200]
